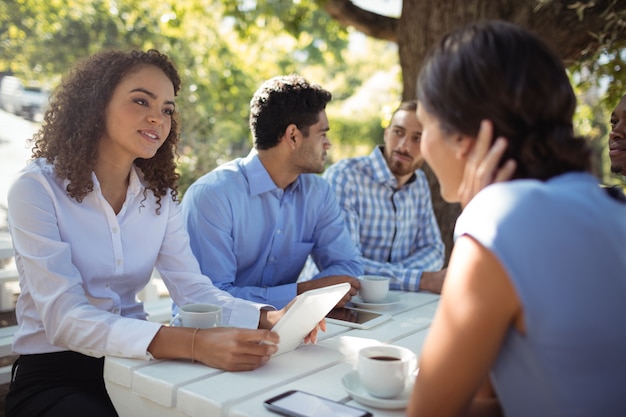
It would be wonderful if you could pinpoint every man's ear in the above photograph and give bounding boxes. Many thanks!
[284,124,298,147]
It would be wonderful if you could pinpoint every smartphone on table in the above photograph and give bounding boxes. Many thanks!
[264,389,373,417]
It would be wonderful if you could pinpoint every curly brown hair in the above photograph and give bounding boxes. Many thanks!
[31,49,182,212]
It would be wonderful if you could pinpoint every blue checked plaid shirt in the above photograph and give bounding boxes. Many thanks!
[301,146,444,291]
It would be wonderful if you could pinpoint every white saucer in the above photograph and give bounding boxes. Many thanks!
[341,370,413,409]
[351,294,402,309]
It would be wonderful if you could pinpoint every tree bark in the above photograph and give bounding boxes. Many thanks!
[322,0,625,264]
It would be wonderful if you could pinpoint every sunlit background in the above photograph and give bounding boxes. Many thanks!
[1,0,625,237]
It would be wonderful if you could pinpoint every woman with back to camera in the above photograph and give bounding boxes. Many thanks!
[5,49,319,417]
[406,20,626,417]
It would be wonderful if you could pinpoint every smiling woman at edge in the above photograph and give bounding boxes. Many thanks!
[406,20,626,417]
[5,49,319,417]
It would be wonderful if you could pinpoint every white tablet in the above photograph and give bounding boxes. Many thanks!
[326,306,392,329]
[271,282,351,355]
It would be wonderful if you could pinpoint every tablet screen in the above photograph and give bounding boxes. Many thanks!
[326,307,384,325]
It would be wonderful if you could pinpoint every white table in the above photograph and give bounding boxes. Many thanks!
[104,291,440,417]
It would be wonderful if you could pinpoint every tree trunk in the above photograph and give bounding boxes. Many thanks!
[397,0,504,263]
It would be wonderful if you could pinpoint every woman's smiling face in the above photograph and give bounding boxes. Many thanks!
[99,64,176,166]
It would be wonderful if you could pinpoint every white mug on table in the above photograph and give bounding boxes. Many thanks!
[358,275,390,303]
[170,303,222,329]
[357,345,417,398]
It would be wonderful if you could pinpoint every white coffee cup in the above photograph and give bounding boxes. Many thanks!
[170,303,222,329]
[357,345,417,398]
[358,275,390,303]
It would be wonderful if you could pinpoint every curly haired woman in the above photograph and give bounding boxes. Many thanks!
[5,49,314,417]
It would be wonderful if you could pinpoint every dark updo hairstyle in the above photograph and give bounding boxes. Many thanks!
[417,20,591,180]
[249,74,332,150]
[32,49,182,211]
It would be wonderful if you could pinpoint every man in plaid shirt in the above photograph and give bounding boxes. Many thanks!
[301,101,446,293]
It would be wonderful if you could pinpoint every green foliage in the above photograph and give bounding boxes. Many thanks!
[570,48,626,187]
[1,0,184,82]
[571,49,626,113]
[565,0,625,158]
[220,0,350,66]
[328,114,383,146]
[6,0,620,193]
[1,0,396,197]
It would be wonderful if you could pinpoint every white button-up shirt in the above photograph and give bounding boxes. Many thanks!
[8,159,264,359]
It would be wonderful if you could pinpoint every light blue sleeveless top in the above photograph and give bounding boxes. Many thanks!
[455,172,626,417]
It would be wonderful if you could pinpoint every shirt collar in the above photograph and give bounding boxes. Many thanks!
[242,149,301,196]
[86,164,146,195]
[81,164,144,195]
[127,165,144,195]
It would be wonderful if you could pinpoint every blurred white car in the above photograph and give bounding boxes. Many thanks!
[0,76,23,114]
[20,86,49,122]
[0,76,49,122]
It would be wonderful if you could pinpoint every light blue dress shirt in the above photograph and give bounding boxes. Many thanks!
[182,150,362,309]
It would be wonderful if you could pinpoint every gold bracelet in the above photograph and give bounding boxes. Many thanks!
[191,328,200,363]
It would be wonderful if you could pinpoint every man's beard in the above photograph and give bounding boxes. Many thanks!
[610,163,625,175]
[389,160,416,177]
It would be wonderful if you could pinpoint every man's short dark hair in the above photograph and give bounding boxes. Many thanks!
[249,75,332,150]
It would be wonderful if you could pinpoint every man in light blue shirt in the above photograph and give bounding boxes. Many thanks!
[181,75,362,309]
[301,101,445,293]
